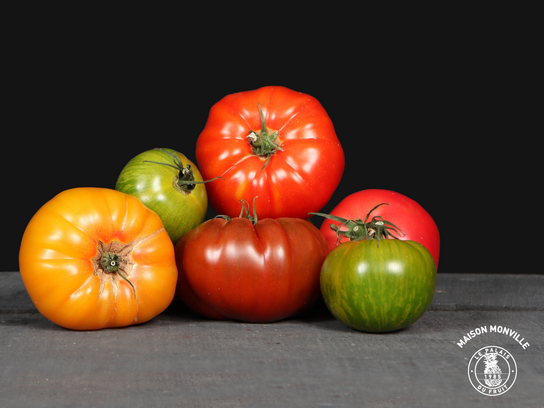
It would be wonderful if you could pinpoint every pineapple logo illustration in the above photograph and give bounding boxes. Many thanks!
[482,352,502,387]
[468,346,517,396]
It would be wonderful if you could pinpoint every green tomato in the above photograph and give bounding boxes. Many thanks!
[320,239,436,333]
[115,148,208,244]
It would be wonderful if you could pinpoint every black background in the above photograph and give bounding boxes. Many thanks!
[3,3,542,274]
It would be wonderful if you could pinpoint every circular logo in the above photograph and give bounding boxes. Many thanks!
[468,346,517,396]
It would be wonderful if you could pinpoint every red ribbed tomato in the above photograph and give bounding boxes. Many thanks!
[195,86,344,219]
[174,202,329,323]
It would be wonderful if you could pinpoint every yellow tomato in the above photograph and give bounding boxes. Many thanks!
[19,188,178,330]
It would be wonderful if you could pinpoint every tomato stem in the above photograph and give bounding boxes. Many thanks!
[310,203,405,246]
[238,197,259,223]
[247,103,283,170]
[215,197,260,224]
[100,253,121,273]
[100,252,136,299]
[143,148,223,193]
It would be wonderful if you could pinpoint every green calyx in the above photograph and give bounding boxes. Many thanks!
[216,196,260,224]
[310,203,404,247]
[247,103,283,170]
[143,148,223,193]
[99,252,136,298]
[100,252,121,273]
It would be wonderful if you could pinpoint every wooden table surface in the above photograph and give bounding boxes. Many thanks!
[1,272,542,408]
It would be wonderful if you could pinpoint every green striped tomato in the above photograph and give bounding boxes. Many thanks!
[320,238,436,333]
[115,148,208,244]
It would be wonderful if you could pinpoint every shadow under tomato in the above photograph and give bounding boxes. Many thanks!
[293,297,424,335]
[159,297,215,323]
[159,295,339,326]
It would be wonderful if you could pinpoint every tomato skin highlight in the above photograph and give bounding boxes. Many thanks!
[175,216,329,323]
[320,239,436,333]
[319,189,440,268]
[196,86,345,220]
[19,188,178,331]
[115,148,208,244]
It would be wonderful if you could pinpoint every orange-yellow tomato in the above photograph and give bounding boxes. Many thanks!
[19,188,178,330]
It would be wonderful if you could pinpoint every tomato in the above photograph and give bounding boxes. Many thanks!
[19,187,178,330]
[317,189,440,268]
[174,201,329,322]
[320,238,436,333]
[195,86,345,220]
[116,148,212,244]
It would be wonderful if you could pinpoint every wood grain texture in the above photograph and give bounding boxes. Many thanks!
[1,272,542,407]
